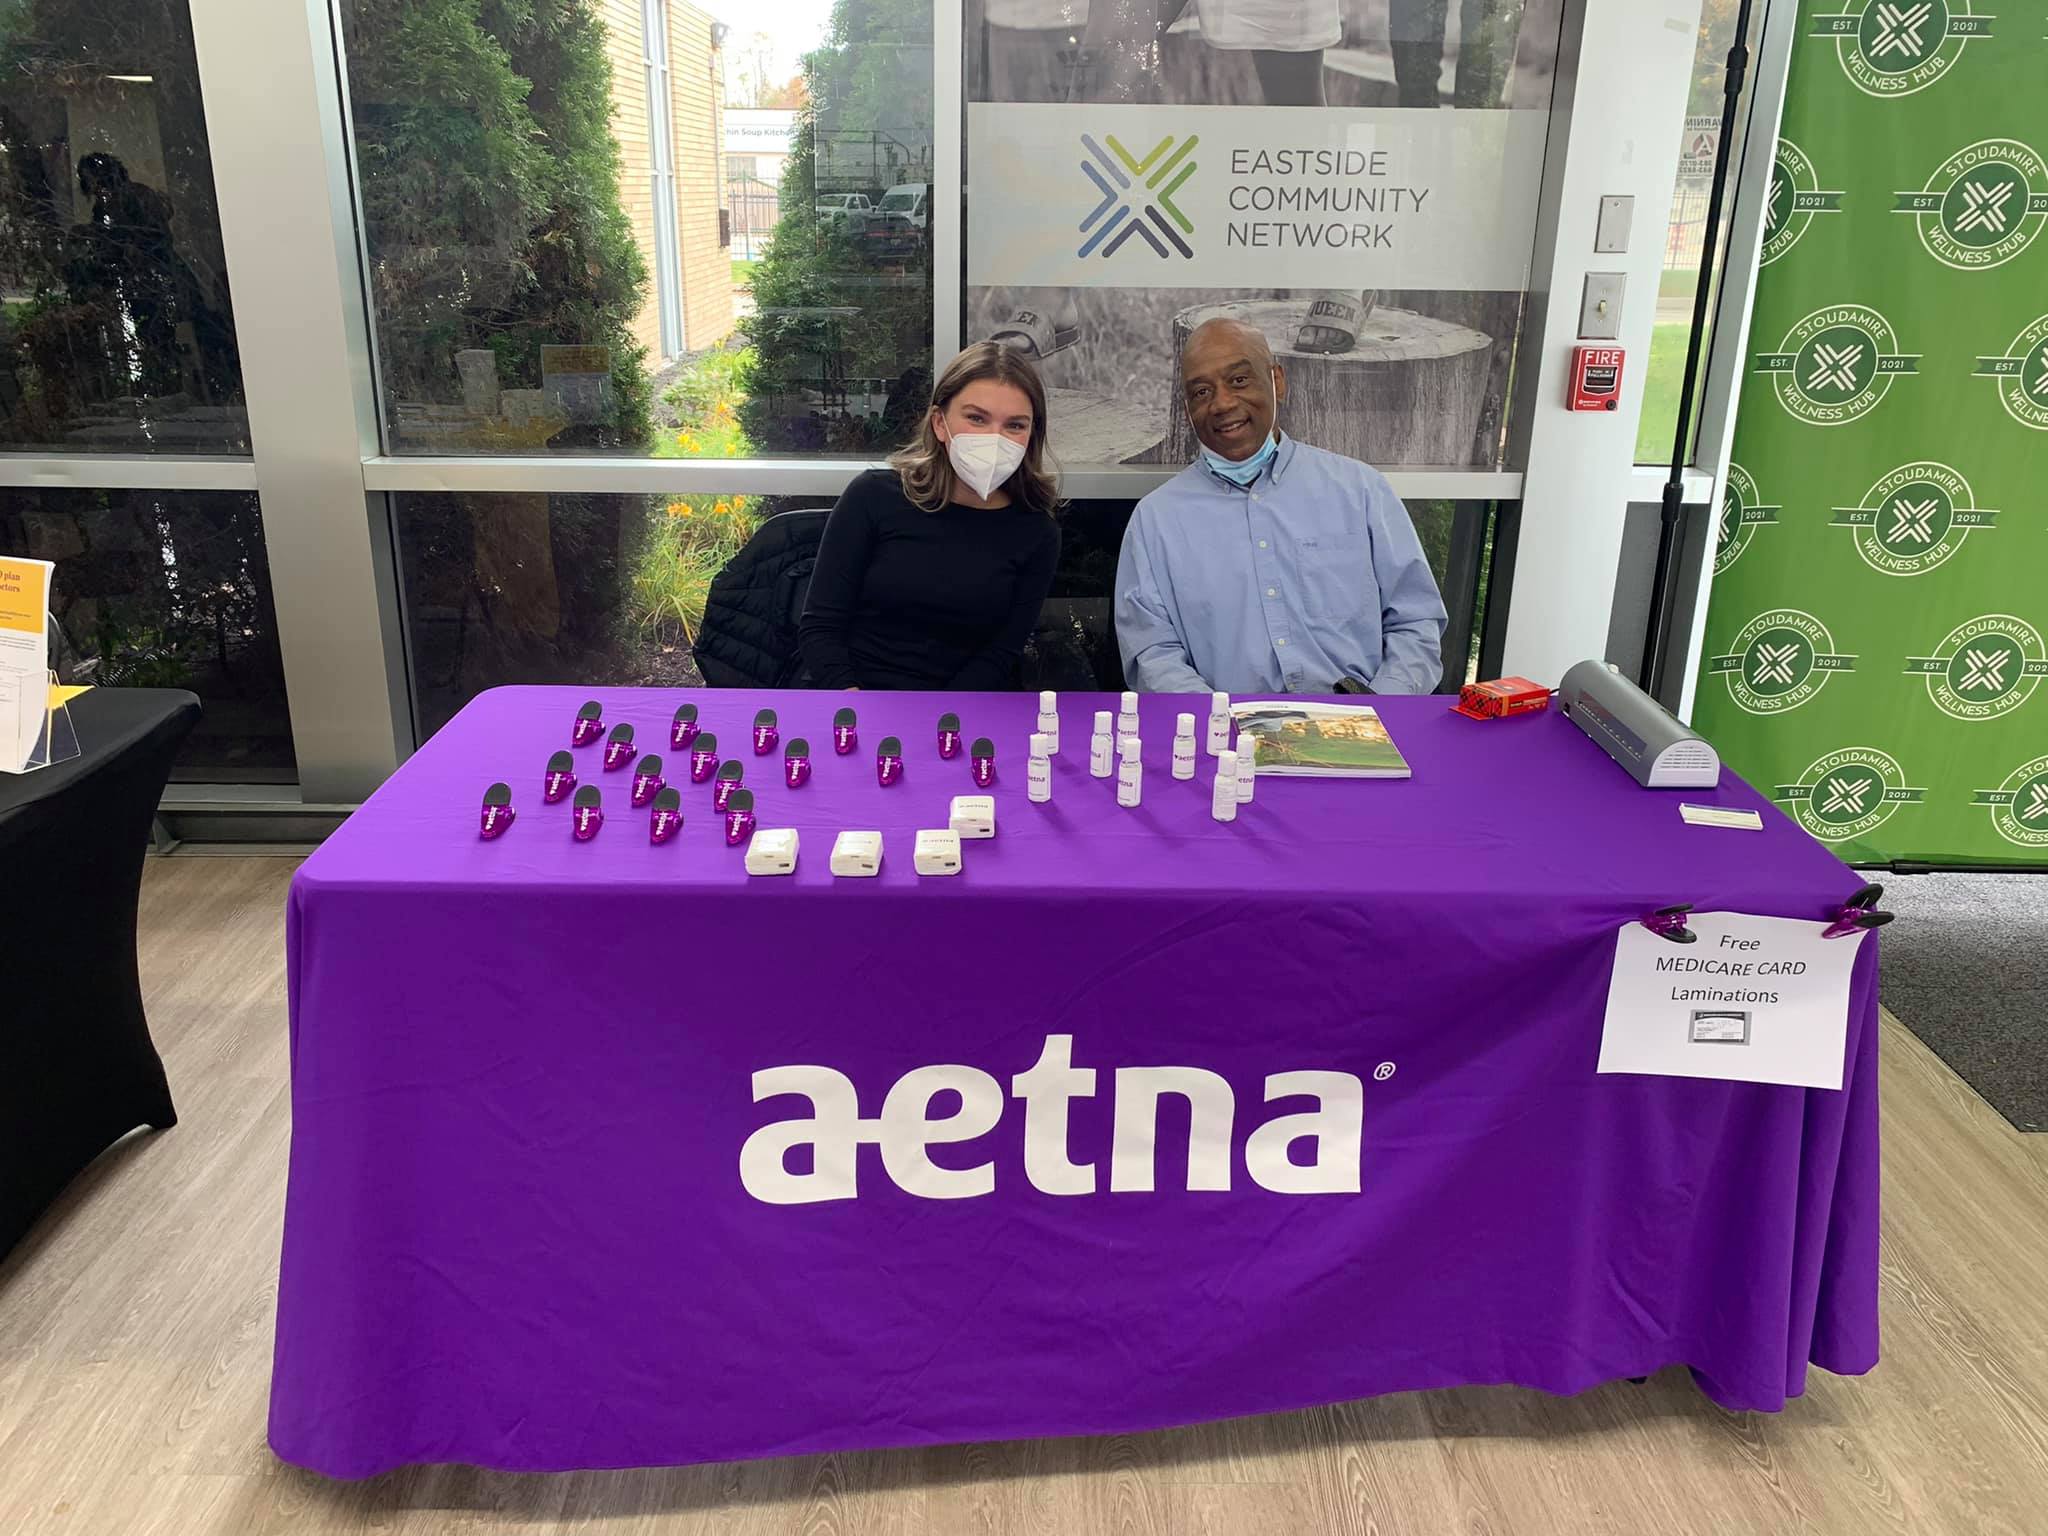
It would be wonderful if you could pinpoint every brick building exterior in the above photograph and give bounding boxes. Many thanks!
[601,0,734,361]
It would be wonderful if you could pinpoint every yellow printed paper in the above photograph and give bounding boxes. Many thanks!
[0,556,51,635]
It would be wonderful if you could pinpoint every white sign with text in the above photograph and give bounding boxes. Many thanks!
[968,104,1548,292]
[1599,913,1866,1092]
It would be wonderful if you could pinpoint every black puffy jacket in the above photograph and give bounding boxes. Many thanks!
[693,508,828,688]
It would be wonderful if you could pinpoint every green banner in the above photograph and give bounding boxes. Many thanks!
[1693,0,2048,866]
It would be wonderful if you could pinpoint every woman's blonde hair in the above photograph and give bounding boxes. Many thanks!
[891,342,1060,517]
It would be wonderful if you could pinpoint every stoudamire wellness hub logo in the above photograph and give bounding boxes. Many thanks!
[1904,614,2048,721]
[1755,305,1918,426]
[1078,132,1197,260]
[1973,755,2048,848]
[1716,463,1780,575]
[1893,140,2048,269]
[1974,314,2048,429]
[1709,609,1856,715]
[1778,748,1928,843]
[1811,1,1994,97]
[1830,460,1998,577]
[1763,139,1846,265]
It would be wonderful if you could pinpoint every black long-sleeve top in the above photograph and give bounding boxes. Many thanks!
[798,468,1062,690]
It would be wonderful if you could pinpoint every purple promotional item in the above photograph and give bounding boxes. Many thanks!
[753,709,779,756]
[477,783,515,840]
[937,712,962,759]
[722,788,756,847]
[688,733,720,783]
[602,723,637,772]
[542,750,576,805]
[649,786,684,845]
[569,783,603,841]
[833,707,857,755]
[784,738,812,790]
[876,735,904,787]
[714,761,744,811]
[970,735,996,788]
[276,688,1880,1478]
[671,703,700,752]
[571,699,603,748]
[630,755,666,808]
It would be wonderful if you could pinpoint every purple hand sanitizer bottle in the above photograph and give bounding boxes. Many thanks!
[688,732,720,782]
[784,737,812,789]
[970,736,996,788]
[602,723,637,772]
[479,782,515,840]
[833,705,857,755]
[876,735,904,787]
[543,750,577,804]
[753,708,779,755]
[670,702,700,751]
[714,760,745,811]
[649,785,684,845]
[630,754,666,808]
[571,784,604,841]
[571,699,604,748]
[723,788,756,846]
[937,711,963,759]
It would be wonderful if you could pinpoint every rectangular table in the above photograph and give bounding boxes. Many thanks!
[272,686,1879,1478]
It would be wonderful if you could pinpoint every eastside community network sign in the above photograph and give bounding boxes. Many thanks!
[967,103,1547,291]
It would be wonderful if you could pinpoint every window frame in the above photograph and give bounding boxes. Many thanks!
[0,0,1786,813]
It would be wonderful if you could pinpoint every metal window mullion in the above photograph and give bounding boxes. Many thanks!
[0,456,260,491]
[189,0,409,801]
[932,0,963,365]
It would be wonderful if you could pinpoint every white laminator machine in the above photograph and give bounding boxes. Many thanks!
[1559,660,1721,788]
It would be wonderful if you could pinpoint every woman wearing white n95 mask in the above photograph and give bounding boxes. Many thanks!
[799,343,1063,691]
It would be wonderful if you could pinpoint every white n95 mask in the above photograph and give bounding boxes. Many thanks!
[946,431,1027,499]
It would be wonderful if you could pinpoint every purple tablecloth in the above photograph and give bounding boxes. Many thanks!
[273,686,1879,1478]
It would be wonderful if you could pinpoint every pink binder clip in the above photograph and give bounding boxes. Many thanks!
[479,783,515,840]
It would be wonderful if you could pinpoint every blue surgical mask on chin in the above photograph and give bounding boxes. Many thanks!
[1200,429,1278,487]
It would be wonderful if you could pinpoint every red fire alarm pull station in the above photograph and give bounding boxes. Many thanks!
[1568,346,1624,411]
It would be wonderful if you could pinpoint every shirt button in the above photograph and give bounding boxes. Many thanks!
[1266,587,1277,597]
[1258,539,1268,549]
[1276,638,1288,647]
[1251,493,1261,502]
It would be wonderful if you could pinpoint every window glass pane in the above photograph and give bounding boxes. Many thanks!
[964,0,1565,470]
[1637,0,1764,465]
[340,0,933,460]
[396,487,1492,736]
[0,1,249,453]
[3,488,294,780]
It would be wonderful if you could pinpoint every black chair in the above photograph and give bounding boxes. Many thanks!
[693,507,829,688]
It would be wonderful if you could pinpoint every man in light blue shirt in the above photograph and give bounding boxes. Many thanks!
[1115,317,1448,695]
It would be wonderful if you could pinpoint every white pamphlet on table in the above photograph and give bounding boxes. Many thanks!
[0,556,54,773]
[1599,912,1866,1091]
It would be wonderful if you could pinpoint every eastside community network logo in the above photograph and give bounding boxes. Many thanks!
[1893,139,2048,268]
[1829,460,1998,577]
[1762,139,1846,265]
[1709,609,1856,715]
[1715,463,1781,575]
[1810,1,1994,97]
[1755,304,1918,426]
[1777,747,1927,844]
[1971,754,2048,848]
[1903,614,2048,721]
[1077,132,1197,260]
[1972,314,2048,429]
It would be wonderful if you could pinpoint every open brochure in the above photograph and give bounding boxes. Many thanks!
[1230,700,1412,779]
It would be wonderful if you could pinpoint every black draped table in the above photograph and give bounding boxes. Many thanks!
[1,688,200,1257]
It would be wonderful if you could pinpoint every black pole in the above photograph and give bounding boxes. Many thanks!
[1640,0,1757,701]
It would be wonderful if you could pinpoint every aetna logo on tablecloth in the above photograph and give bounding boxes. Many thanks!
[740,1034,1364,1205]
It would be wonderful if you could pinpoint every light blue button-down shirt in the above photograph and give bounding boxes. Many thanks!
[1114,434,1449,695]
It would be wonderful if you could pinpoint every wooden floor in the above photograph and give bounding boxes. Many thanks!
[5,858,2048,1535]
